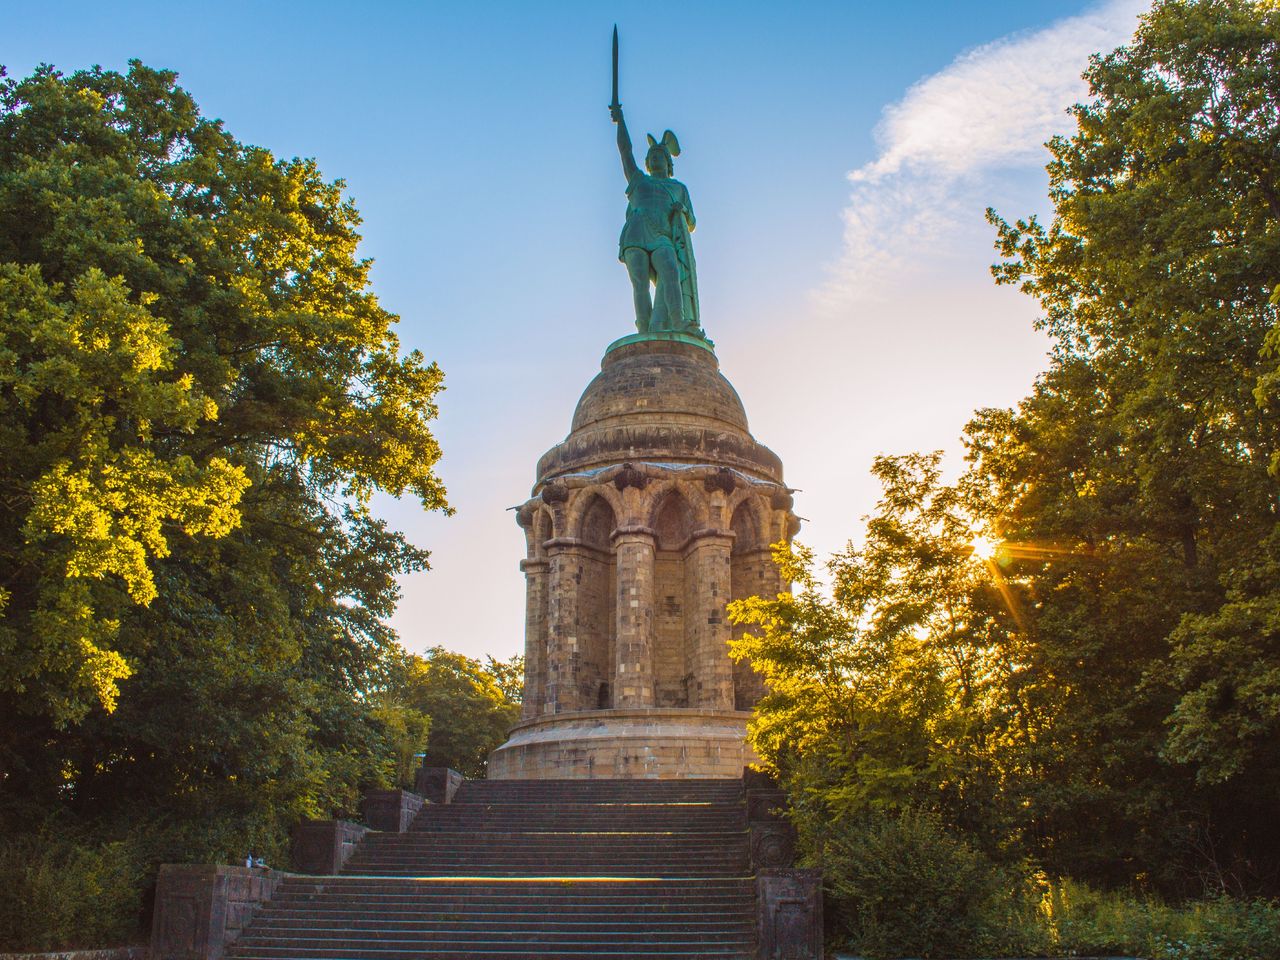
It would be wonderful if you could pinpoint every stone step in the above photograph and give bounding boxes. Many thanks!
[224,779,761,960]
[453,780,743,801]
[236,927,750,947]
[250,918,754,934]
[228,949,752,960]
[363,829,747,841]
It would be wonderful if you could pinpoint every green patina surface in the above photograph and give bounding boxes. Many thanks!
[604,331,716,356]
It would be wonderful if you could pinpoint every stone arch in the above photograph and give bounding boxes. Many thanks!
[651,488,696,550]
[579,495,615,548]
[730,496,772,710]
[645,488,700,707]
[563,483,624,538]
[645,478,710,534]
[570,492,617,710]
[725,488,768,542]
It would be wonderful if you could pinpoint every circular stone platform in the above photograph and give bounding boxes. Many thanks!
[487,708,759,780]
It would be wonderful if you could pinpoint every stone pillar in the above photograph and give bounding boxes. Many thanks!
[757,868,823,960]
[612,525,656,707]
[519,557,549,717]
[686,529,735,709]
[544,539,587,713]
[152,864,284,960]
[291,820,367,874]
[362,789,425,832]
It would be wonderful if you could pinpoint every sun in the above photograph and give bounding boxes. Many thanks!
[969,534,999,561]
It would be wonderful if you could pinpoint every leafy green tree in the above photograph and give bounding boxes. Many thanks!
[982,0,1280,890]
[729,453,1028,857]
[384,647,521,779]
[733,0,1280,902]
[0,59,448,910]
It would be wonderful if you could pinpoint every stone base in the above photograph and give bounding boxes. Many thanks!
[487,708,757,779]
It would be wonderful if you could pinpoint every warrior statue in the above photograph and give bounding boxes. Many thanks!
[608,32,701,337]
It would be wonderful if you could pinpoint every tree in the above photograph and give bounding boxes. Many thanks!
[731,0,1280,900]
[728,453,1029,855]
[0,59,447,885]
[382,647,522,779]
[979,0,1280,891]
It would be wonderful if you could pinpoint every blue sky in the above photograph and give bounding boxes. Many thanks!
[6,0,1150,660]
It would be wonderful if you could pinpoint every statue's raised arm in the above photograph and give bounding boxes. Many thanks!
[611,105,640,183]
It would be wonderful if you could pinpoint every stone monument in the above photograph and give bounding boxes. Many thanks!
[486,32,799,780]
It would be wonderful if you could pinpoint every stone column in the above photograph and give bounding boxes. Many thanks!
[544,539,587,713]
[687,529,735,709]
[612,525,656,707]
[519,557,549,717]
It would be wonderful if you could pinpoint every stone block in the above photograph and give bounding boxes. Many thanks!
[362,788,424,832]
[414,766,464,803]
[487,708,757,779]
[756,868,823,960]
[742,766,777,790]
[151,864,283,960]
[750,822,798,870]
[290,820,367,875]
[746,787,788,822]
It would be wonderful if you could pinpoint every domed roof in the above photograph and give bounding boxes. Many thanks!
[535,336,783,485]
[571,338,749,434]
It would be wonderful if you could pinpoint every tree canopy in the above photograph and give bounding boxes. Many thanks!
[731,0,1280,917]
[0,59,449,880]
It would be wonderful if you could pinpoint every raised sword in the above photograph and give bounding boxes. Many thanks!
[610,25,620,112]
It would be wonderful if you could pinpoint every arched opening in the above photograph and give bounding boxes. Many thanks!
[651,490,696,707]
[575,495,617,709]
[731,499,769,710]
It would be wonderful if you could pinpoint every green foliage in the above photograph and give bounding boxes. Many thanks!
[820,809,1033,960]
[976,0,1280,890]
[1042,881,1280,960]
[0,60,449,948]
[731,2,1280,938]
[0,828,145,951]
[728,454,1028,858]
[380,647,522,779]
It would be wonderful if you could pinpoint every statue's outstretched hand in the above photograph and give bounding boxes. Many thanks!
[610,104,624,124]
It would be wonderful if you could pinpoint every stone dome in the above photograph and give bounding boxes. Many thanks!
[571,338,749,434]
[535,337,784,485]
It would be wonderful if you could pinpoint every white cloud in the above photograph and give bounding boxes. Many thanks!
[821,0,1147,306]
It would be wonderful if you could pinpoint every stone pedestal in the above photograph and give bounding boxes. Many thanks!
[362,789,424,832]
[414,766,464,804]
[756,868,823,960]
[488,707,757,779]
[495,336,799,779]
[290,820,367,875]
[151,865,283,960]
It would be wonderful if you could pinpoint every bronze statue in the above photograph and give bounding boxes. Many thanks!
[609,29,702,337]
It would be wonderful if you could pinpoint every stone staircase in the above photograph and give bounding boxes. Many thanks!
[225,778,757,959]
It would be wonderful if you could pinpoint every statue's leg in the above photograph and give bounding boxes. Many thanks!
[623,248,653,334]
[652,246,681,332]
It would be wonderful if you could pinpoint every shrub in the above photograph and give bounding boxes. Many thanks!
[820,808,1040,958]
[0,830,145,951]
[1043,880,1280,960]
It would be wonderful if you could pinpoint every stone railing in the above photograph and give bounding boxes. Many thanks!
[150,865,284,960]
[744,768,822,960]
[152,775,444,960]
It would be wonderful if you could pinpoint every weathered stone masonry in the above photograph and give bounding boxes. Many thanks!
[488,334,799,779]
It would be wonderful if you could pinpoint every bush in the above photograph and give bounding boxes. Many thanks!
[820,808,1041,959]
[1044,880,1280,960]
[0,830,145,951]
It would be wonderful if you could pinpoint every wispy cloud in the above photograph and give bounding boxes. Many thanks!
[821,0,1147,307]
